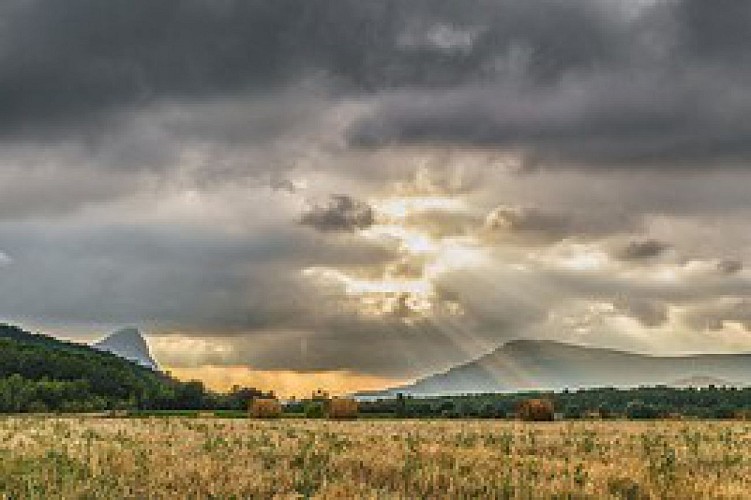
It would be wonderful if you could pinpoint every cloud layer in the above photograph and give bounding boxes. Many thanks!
[2,0,751,394]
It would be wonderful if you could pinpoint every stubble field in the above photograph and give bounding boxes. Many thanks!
[1,417,750,498]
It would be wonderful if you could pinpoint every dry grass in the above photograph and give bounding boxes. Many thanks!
[1,417,750,498]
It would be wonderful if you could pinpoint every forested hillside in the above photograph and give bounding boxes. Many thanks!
[0,324,269,412]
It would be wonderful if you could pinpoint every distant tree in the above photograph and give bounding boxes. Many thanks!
[395,393,407,418]
[305,401,325,418]
[625,400,658,419]
[437,399,455,418]
[597,403,615,419]
[174,380,206,410]
[712,403,736,419]
[563,404,583,419]
[26,401,49,413]
[410,402,433,417]
[479,402,497,418]
[460,401,477,418]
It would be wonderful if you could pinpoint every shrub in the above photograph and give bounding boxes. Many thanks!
[563,404,583,419]
[711,404,736,419]
[304,401,325,418]
[479,402,497,418]
[625,400,658,420]
[26,401,49,413]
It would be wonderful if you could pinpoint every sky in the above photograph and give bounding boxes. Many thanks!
[2,0,751,397]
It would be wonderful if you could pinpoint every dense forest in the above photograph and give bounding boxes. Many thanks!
[0,324,271,413]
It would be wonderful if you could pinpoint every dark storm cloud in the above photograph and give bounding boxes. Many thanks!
[1,0,559,138]
[347,1,751,169]
[4,0,751,169]
[0,0,625,130]
[300,195,375,232]
[0,0,314,137]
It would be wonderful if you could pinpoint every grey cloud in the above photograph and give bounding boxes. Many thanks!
[349,70,751,168]
[678,0,751,64]
[0,220,396,329]
[347,1,751,169]
[0,164,143,220]
[0,0,312,137]
[613,298,668,328]
[485,205,568,234]
[717,259,743,275]
[617,239,670,261]
[4,0,751,171]
[433,250,751,341]
[480,204,637,244]
[684,299,751,331]
[300,195,375,232]
[3,0,578,139]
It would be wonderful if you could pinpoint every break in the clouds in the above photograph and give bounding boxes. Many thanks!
[2,0,751,395]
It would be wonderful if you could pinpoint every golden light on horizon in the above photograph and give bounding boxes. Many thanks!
[166,365,401,399]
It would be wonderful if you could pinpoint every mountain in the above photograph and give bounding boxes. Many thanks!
[360,340,751,397]
[93,328,159,371]
[671,375,736,388]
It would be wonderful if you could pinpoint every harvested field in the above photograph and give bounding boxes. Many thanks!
[1,417,750,498]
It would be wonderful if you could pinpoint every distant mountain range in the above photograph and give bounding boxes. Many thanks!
[93,328,160,371]
[358,340,751,398]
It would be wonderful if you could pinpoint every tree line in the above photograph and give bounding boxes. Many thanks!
[358,386,751,419]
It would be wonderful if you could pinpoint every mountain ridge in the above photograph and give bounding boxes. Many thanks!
[358,339,751,398]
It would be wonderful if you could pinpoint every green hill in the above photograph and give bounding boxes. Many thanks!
[0,324,208,412]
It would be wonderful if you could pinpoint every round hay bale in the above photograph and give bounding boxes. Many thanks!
[326,398,358,419]
[516,398,555,422]
[249,398,282,419]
